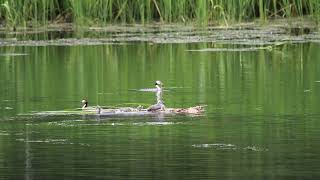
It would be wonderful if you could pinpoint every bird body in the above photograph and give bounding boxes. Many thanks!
[147,101,165,111]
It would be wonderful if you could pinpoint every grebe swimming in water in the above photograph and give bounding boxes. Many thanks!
[147,80,166,112]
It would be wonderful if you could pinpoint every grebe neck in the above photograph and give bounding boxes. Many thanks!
[82,101,88,109]
[156,85,162,91]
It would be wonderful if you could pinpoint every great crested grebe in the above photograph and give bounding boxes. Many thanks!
[147,80,165,111]
[81,99,88,109]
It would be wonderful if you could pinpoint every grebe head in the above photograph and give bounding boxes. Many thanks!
[81,99,88,109]
[155,80,162,86]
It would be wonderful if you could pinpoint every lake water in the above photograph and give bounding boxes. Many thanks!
[1,43,320,179]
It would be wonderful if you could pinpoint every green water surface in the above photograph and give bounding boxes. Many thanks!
[1,43,320,179]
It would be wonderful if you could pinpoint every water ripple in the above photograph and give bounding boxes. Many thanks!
[0,53,28,56]
[132,122,183,126]
[0,132,10,136]
[15,138,90,146]
[192,143,268,152]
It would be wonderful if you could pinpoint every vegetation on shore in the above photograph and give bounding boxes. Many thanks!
[0,0,319,28]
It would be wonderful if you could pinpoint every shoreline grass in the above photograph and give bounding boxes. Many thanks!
[0,0,319,28]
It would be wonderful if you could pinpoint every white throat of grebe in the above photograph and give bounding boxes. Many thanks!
[155,80,165,107]
[155,80,162,91]
[82,99,88,109]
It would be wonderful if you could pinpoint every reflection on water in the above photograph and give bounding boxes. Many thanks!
[1,43,320,179]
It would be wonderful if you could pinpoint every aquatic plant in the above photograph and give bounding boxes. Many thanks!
[0,0,319,28]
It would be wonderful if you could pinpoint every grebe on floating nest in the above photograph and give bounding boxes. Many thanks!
[81,80,205,115]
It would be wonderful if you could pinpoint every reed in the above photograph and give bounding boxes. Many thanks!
[0,0,319,28]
